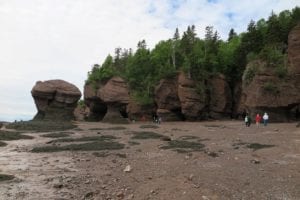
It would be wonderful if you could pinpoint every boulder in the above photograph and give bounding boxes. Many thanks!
[177,72,207,120]
[31,80,81,121]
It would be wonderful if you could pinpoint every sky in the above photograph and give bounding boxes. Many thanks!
[0,0,299,122]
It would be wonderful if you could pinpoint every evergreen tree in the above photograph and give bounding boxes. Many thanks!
[228,28,237,41]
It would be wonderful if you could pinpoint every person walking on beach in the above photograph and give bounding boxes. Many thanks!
[245,114,251,127]
[255,113,261,127]
[263,112,269,126]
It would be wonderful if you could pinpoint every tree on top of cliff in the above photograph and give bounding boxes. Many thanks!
[85,6,300,104]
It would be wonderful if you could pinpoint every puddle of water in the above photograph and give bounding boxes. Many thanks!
[0,135,76,199]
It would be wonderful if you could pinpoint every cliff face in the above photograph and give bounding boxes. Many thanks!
[288,24,300,75]
[83,25,300,122]
[238,24,300,121]
[84,73,232,122]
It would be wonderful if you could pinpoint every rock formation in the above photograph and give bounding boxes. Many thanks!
[153,72,232,121]
[31,80,81,121]
[238,24,300,121]
[84,83,107,121]
[177,72,207,120]
[288,23,300,75]
[126,99,155,121]
[84,77,130,123]
[154,78,182,121]
[208,74,232,119]
[82,25,300,122]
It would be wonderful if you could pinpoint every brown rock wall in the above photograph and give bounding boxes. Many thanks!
[31,80,81,121]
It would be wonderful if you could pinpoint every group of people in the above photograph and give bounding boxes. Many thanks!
[244,112,269,127]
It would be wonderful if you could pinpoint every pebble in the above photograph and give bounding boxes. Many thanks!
[83,191,94,199]
[116,191,124,198]
[124,165,132,172]
[188,174,194,181]
[250,159,260,164]
[53,183,63,189]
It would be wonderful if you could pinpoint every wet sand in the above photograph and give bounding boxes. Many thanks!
[0,121,299,200]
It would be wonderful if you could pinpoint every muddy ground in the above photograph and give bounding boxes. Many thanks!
[0,121,299,200]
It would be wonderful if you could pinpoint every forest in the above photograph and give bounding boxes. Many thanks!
[86,7,300,105]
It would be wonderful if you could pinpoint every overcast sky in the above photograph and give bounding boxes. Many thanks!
[0,0,298,122]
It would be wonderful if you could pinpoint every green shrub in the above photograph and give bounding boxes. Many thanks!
[132,92,154,106]
[263,82,280,94]
[243,63,258,85]
[77,100,85,108]
[246,52,258,62]
[275,65,287,78]
[195,82,206,96]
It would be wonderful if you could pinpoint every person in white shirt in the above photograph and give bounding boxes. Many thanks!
[263,112,269,126]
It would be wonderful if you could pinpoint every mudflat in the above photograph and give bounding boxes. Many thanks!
[0,121,299,200]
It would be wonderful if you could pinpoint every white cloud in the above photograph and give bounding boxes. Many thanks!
[0,0,298,121]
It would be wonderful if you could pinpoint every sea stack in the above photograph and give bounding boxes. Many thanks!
[31,79,82,121]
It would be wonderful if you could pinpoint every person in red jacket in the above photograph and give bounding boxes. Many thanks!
[255,113,261,127]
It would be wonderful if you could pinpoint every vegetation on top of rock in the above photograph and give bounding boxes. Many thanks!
[77,99,86,108]
[6,121,77,132]
[86,7,300,104]
[242,61,261,86]
[263,82,280,94]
